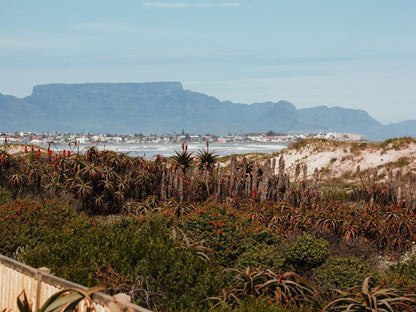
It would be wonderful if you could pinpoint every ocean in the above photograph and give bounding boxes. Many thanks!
[58,142,288,158]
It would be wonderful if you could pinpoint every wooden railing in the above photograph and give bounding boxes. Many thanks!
[0,254,152,312]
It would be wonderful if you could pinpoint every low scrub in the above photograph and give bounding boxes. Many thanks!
[1,143,416,311]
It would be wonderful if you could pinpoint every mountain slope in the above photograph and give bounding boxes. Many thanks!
[0,93,50,131]
[298,106,384,138]
[0,82,414,140]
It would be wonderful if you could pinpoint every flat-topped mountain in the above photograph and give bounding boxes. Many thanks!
[0,82,413,140]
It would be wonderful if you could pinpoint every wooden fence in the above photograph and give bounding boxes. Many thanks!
[0,254,152,312]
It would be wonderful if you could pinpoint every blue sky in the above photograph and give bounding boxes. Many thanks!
[1,0,415,124]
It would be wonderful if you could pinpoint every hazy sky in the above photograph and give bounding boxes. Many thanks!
[1,0,415,124]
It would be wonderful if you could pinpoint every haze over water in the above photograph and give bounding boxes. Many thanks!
[54,142,288,159]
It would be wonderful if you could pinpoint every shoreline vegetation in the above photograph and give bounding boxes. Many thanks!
[1,137,416,311]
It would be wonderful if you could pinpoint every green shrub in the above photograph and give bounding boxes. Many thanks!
[0,188,11,205]
[349,142,368,154]
[23,216,224,311]
[178,204,283,268]
[379,136,416,151]
[290,139,308,151]
[313,257,372,295]
[284,234,329,271]
[323,276,416,312]
[212,297,312,311]
[391,156,410,167]
[236,243,285,271]
[386,252,416,290]
[0,199,88,256]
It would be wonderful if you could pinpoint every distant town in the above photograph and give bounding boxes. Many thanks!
[0,131,366,147]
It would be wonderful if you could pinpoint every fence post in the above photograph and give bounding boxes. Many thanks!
[36,267,51,311]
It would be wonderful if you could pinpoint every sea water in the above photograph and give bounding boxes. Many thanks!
[54,142,288,158]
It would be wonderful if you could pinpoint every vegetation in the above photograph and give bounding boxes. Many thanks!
[323,277,416,311]
[379,136,416,151]
[17,286,104,312]
[1,140,416,311]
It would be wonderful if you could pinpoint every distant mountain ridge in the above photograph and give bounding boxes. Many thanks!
[0,82,413,140]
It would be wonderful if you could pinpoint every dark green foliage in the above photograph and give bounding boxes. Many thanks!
[313,257,373,295]
[323,277,416,312]
[0,199,88,256]
[284,234,330,271]
[386,252,416,290]
[208,267,320,310]
[236,243,285,272]
[3,143,416,311]
[212,297,311,312]
[0,188,11,205]
[23,215,223,311]
[177,203,283,268]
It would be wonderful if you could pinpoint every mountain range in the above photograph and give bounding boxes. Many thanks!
[0,81,415,141]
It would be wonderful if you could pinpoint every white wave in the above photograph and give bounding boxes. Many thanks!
[49,142,287,158]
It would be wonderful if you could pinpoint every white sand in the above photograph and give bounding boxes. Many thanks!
[275,142,416,179]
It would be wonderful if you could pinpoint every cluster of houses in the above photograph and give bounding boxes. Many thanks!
[0,131,365,147]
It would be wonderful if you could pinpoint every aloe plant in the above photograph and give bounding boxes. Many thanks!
[323,277,416,311]
[0,150,10,166]
[171,144,194,170]
[207,268,320,309]
[17,286,104,312]
[197,142,218,171]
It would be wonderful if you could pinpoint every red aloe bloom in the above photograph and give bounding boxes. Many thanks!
[36,149,41,156]
[31,145,34,152]
[25,146,28,153]
[67,150,71,157]
[62,150,66,156]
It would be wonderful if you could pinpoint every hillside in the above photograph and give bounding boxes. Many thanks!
[1,82,415,140]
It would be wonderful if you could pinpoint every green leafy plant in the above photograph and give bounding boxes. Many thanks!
[313,257,373,296]
[379,137,416,151]
[171,143,194,170]
[323,277,416,312]
[211,296,311,311]
[0,187,11,204]
[208,267,320,309]
[17,286,103,312]
[386,251,416,290]
[284,234,330,271]
[197,142,218,171]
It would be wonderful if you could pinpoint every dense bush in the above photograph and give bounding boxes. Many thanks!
[284,234,330,271]
[313,257,373,295]
[0,188,11,205]
[176,203,283,269]
[2,142,416,311]
[386,251,416,290]
[0,199,89,256]
[23,216,223,311]
[212,297,312,312]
